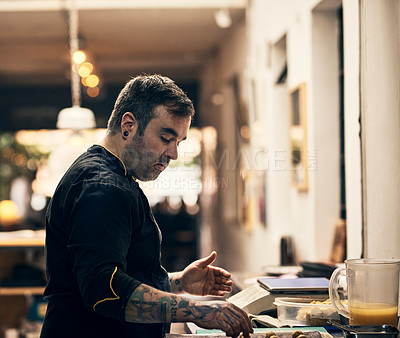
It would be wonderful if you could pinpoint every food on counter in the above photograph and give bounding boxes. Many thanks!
[296,299,342,325]
[292,330,304,337]
[265,332,277,338]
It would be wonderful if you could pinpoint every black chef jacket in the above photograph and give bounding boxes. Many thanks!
[40,145,171,338]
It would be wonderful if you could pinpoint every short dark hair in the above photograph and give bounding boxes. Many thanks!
[107,74,195,135]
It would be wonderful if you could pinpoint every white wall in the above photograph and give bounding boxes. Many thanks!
[246,0,342,265]
[197,0,400,272]
[198,0,345,272]
[311,6,341,260]
[199,17,250,270]
[198,0,399,272]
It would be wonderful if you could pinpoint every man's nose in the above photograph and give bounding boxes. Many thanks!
[165,143,178,160]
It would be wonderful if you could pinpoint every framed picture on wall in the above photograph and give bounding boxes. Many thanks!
[289,82,308,192]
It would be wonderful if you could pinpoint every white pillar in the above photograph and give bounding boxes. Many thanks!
[342,0,363,258]
[360,0,400,258]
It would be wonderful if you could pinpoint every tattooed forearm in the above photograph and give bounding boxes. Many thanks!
[181,302,221,321]
[124,283,237,327]
[180,301,242,326]
[170,295,178,322]
[125,284,180,323]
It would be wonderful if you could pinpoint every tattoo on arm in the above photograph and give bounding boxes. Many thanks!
[175,278,183,293]
[125,284,179,323]
[125,284,235,326]
[169,273,184,294]
[180,301,240,325]
[170,296,178,321]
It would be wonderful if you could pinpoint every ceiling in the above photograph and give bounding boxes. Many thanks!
[0,0,247,87]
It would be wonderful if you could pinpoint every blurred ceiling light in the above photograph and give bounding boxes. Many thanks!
[72,50,86,64]
[0,200,21,227]
[202,126,217,151]
[85,74,99,88]
[211,92,224,105]
[183,194,198,207]
[168,196,182,210]
[30,192,47,212]
[57,106,96,129]
[78,62,93,78]
[12,153,27,167]
[240,125,249,139]
[214,8,232,29]
[87,86,99,98]
[179,128,202,158]
[57,0,96,130]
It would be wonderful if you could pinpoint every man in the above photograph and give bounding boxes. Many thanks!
[40,74,253,338]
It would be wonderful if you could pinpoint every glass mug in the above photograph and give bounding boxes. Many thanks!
[329,258,400,326]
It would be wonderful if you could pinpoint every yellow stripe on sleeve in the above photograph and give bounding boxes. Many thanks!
[92,266,120,311]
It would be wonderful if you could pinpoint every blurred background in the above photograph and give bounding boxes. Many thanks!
[0,0,399,336]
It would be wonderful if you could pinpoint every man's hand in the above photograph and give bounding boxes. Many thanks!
[125,284,253,337]
[189,300,253,338]
[170,251,233,296]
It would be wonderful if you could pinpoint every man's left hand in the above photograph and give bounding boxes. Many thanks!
[175,251,233,296]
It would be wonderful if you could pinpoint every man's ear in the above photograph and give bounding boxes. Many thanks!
[121,112,138,137]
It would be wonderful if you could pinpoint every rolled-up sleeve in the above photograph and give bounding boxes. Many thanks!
[67,182,141,321]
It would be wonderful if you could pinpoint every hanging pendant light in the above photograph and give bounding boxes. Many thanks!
[57,0,96,130]
[32,0,98,197]
[57,105,96,129]
[214,8,232,29]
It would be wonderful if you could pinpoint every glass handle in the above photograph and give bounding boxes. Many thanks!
[329,267,350,318]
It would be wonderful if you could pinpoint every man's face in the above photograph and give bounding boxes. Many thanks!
[121,105,190,181]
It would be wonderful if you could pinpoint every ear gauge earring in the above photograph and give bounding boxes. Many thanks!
[123,131,129,137]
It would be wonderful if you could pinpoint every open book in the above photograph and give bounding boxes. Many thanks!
[227,283,328,317]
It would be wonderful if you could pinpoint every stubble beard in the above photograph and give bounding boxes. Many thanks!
[121,133,161,181]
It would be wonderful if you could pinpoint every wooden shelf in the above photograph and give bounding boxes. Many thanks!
[0,237,44,248]
[0,286,45,296]
[0,230,45,248]
[0,231,45,296]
